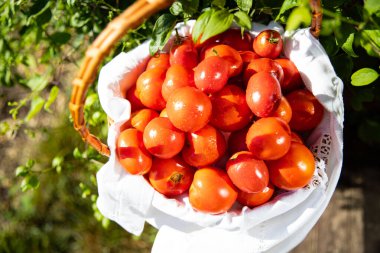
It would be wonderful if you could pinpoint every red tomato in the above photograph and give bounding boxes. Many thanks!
[143,117,185,159]
[246,117,291,160]
[117,128,152,175]
[159,108,168,118]
[290,131,304,143]
[182,124,227,167]
[226,151,269,193]
[268,96,292,123]
[146,53,170,70]
[170,37,198,69]
[161,64,194,101]
[210,84,253,132]
[237,182,275,207]
[243,58,284,85]
[166,86,212,132]
[253,30,283,59]
[194,56,229,94]
[218,29,253,51]
[149,156,195,197]
[129,108,159,132]
[246,72,282,118]
[189,167,238,214]
[286,89,324,131]
[204,44,243,77]
[274,58,303,92]
[125,85,144,112]
[267,142,316,190]
[227,126,249,155]
[136,67,166,110]
[240,51,260,70]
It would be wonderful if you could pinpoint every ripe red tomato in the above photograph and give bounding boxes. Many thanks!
[166,86,212,132]
[218,29,253,51]
[290,131,304,143]
[240,51,260,70]
[267,142,316,190]
[226,151,269,193]
[243,58,284,85]
[148,156,195,197]
[117,128,152,175]
[286,89,324,131]
[136,67,166,110]
[274,58,303,92]
[194,56,229,93]
[125,85,144,112]
[143,117,185,159]
[268,96,292,123]
[161,64,194,101]
[227,126,249,155]
[146,53,170,70]
[253,30,283,59]
[189,167,238,214]
[170,37,198,69]
[204,45,243,77]
[246,72,282,117]
[127,108,159,132]
[237,182,275,208]
[246,117,291,160]
[210,84,253,132]
[182,124,227,167]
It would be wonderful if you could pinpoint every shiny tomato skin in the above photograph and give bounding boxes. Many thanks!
[210,84,253,132]
[148,156,195,197]
[240,51,260,70]
[218,29,253,51]
[117,128,152,175]
[125,85,145,112]
[243,58,284,85]
[274,58,303,92]
[286,89,324,131]
[226,151,269,193]
[253,30,283,59]
[194,56,229,94]
[246,117,291,160]
[130,108,159,132]
[227,126,249,155]
[237,182,275,207]
[267,142,316,191]
[170,37,199,69]
[189,167,238,214]
[204,45,243,77]
[162,64,194,101]
[182,124,227,167]
[166,86,212,132]
[290,131,303,143]
[143,117,185,159]
[268,96,292,123]
[246,72,282,118]
[136,67,166,111]
[146,53,170,70]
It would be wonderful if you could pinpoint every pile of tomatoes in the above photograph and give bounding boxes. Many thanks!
[116,28,324,215]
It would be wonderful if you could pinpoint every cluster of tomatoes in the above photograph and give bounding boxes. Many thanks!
[116,28,324,215]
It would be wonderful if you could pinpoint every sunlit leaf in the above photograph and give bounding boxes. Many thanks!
[234,11,252,30]
[351,68,379,86]
[286,6,311,31]
[25,96,45,121]
[44,86,59,113]
[200,9,234,43]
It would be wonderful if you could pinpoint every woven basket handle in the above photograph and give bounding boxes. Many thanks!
[69,0,322,157]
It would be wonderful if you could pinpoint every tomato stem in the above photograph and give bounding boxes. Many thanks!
[268,31,279,44]
[169,172,183,184]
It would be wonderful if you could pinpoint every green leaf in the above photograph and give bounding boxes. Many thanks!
[26,159,35,168]
[342,33,358,57]
[149,14,177,55]
[360,30,380,58]
[52,156,64,168]
[276,0,301,21]
[180,0,199,16]
[351,68,379,86]
[235,0,253,13]
[364,0,380,16]
[21,175,40,192]
[25,96,45,122]
[200,9,234,43]
[50,32,71,45]
[212,0,226,8]
[286,6,311,31]
[44,86,59,113]
[26,76,49,91]
[170,2,183,16]
[0,121,10,136]
[234,11,252,30]
[192,8,214,43]
[15,166,29,177]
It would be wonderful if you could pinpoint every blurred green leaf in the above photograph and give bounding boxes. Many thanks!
[351,68,379,86]
[21,175,40,192]
[342,33,358,57]
[360,30,380,58]
[25,96,45,122]
[26,76,49,92]
[170,2,183,16]
[200,9,234,43]
[16,166,29,177]
[364,0,380,16]
[234,11,252,30]
[212,0,226,8]
[44,86,59,113]
[286,6,311,31]
[276,0,301,21]
[235,0,253,13]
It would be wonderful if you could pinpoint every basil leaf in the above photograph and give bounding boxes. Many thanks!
[235,0,253,13]
[351,68,379,86]
[200,9,234,43]
[342,33,358,57]
[234,11,252,30]
[192,8,214,43]
[149,14,177,55]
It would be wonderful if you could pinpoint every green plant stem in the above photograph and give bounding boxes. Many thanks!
[322,8,361,26]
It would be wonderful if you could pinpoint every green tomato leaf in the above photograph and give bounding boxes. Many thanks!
[25,96,45,122]
[26,76,49,92]
[235,0,253,13]
[276,0,302,22]
[170,2,183,16]
[364,0,380,16]
[192,8,214,43]
[286,6,311,31]
[50,32,71,45]
[342,33,358,57]
[200,9,234,43]
[234,11,252,30]
[44,86,60,113]
[351,68,379,86]
[149,14,177,55]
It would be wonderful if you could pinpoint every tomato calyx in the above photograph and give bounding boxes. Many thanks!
[173,29,185,46]
[169,172,184,184]
[268,32,280,44]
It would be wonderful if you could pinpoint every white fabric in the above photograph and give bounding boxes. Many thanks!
[96,21,344,253]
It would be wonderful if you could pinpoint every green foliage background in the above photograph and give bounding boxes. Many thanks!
[0,0,379,252]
